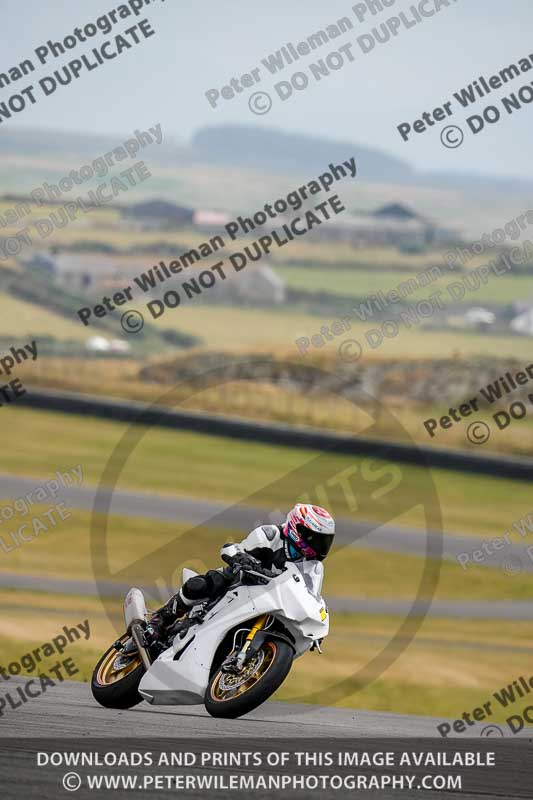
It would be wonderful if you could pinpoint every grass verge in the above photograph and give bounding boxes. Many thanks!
[0,407,530,540]
[1,507,531,602]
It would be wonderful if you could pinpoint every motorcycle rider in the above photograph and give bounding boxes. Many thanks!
[146,503,335,646]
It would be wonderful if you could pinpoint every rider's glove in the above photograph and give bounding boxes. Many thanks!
[222,550,261,570]
[233,552,262,569]
[222,551,270,584]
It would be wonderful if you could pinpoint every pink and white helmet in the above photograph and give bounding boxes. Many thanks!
[283,504,335,561]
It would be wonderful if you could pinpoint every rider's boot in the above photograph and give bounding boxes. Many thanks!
[145,591,189,650]
[145,573,225,650]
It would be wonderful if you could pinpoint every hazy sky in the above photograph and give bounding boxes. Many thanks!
[1,0,532,179]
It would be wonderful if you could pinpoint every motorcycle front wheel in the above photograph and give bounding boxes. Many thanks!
[205,639,293,719]
[91,633,145,709]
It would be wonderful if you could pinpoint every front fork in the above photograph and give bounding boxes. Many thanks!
[130,621,152,670]
[235,614,269,670]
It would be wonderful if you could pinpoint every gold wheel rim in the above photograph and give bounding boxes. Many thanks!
[96,634,142,686]
[210,641,277,702]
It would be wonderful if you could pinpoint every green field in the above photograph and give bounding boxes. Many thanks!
[0,152,523,235]
[0,187,529,361]
[1,279,529,365]
[0,407,531,540]
[0,290,92,341]
[1,406,529,719]
[288,614,533,715]
[2,504,531,604]
[141,304,531,361]
[277,264,533,305]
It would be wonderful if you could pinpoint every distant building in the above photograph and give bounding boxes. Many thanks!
[21,252,126,291]
[236,264,285,304]
[193,209,233,229]
[374,203,418,221]
[20,251,56,276]
[464,307,496,330]
[212,264,285,305]
[511,308,533,336]
[311,202,457,248]
[86,336,131,354]
[121,200,194,230]
[86,336,110,353]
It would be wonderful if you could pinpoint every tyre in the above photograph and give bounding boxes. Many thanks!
[205,638,293,719]
[91,634,145,709]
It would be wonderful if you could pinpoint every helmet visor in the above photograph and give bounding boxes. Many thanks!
[296,524,334,560]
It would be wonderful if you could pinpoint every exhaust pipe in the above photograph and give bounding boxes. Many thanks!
[124,588,151,670]
[130,622,152,670]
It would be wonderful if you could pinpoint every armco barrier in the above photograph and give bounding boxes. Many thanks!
[19,386,533,481]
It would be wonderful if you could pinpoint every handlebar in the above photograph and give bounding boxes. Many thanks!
[242,566,277,583]
[221,552,278,584]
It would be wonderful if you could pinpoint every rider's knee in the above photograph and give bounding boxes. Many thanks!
[183,575,209,601]
[206,569,228,596]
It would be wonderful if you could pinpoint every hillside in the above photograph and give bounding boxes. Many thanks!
[1,124,532,234]
[191,124,414,183]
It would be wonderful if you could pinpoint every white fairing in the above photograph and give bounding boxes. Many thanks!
[296,559,324,599]
[137,562,329,705]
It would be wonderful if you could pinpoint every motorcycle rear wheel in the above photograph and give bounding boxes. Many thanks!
[91,633,145,709]
[205,639,293,719]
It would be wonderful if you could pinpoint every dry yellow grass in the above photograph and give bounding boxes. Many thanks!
[26,351,533,458]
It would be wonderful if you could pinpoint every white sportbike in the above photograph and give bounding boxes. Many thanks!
[91,558,329,718]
